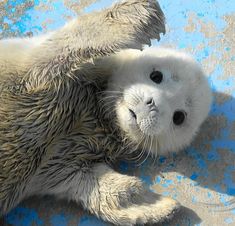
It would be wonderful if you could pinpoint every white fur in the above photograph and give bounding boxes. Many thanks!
[0,33,54,80]
[0,1,184,225]
[0,1,211,224]
[103,47,212,155]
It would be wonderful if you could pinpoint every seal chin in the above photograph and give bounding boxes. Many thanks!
[138,119,162,136]
[128,108,161,136]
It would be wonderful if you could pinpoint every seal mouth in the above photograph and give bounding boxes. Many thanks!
[128,107,160,136]
[129,109,137,120]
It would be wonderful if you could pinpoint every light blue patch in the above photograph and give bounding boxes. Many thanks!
[6,0,26,7]
[25,0,75,33]
[220,195,231,206]
[207,192,212,199]
[3,17,13,25]
[176,175,184,182]
[5,207,43,226]
[192,196,197,203]
[84,0,114,13]
[156,175,162,183]
[162,191,170,196]
[162,179,173,188]
[159,0,235,30]
[224,217,233,224]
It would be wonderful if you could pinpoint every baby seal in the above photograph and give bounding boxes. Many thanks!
[0,0,211,225]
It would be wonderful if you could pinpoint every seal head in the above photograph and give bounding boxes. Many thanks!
[103,47,212,155]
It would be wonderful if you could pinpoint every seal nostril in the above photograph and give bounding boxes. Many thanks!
[129,109,137,119]
[146,98,154,106]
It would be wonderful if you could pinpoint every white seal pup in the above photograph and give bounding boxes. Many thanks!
[0,0,212,225]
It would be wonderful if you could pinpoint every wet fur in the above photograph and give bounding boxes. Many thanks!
[0,1,210,225]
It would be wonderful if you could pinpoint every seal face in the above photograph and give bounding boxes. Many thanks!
[103,47,212,155]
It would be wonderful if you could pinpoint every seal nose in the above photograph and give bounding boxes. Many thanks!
[145,97,154,106]
[144,97,158,115]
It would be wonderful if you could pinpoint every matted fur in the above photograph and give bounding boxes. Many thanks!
[0,1,211,225]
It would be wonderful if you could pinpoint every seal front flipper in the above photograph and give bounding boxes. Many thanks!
[0,0,165,216]
[26,0,165,87]
[72,0,166,58]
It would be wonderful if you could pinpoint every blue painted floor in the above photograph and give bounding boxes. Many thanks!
[0,0,235,225]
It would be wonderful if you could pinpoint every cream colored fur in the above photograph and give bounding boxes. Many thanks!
[0,1,211,225]
[99,47,212,155]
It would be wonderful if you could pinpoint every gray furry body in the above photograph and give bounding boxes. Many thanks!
[0,1,211,225]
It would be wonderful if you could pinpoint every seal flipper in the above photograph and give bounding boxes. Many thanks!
[24,0,165,87]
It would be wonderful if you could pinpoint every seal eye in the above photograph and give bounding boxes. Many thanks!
[150,71,163,84]
[173,111,187,126]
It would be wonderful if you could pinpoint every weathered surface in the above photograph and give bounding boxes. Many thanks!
[0,0,234,225]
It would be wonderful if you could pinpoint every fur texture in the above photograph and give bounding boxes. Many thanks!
[98,47,212,156]
[0,1,211,225]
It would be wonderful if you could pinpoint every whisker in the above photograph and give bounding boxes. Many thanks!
[137,136,149,166]
[129,134,145,162]
[98,95,119,102]
[151,139,158,167]
[141,135,153,165]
